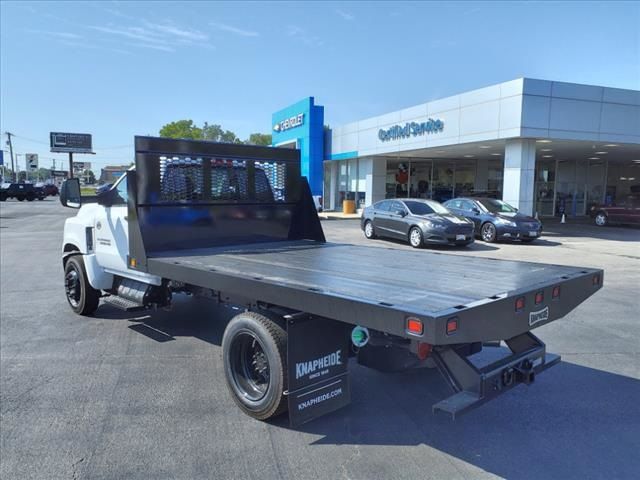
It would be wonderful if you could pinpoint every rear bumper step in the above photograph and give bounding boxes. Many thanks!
[432,332,560,419]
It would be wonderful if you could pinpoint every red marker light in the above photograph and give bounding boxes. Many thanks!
[446,317,458,335]
[407,317,423,335]
[552,286,561,299]
[593,274,600,286]
[535,292,544,305]
[515,297,526,312]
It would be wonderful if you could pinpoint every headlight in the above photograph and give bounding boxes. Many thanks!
[495,217,517,227]
[424,221,446,229]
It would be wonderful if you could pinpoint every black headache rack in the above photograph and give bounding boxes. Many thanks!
[126,135,325,269]
[124,136,603,422]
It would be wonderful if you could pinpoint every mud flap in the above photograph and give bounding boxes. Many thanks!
[286,315,351,426]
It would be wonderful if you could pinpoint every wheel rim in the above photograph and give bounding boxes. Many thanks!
[595,214,606,226]
[482,224,495,242]
[65,267,81,308]
[365,222,373,237]
[229,331,270,401]
[410,228,421,246]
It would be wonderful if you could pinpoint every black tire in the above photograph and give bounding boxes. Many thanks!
[38,196,45,201]
[522,238,536,243]
[0,194,6,201]
[26,192,35,202]
[594,212,608,227]
[17,195,25,202]
[408,226,423,248]
[64,255,100,315]
[481,222,497,243]
[222,311,288,421]
[363,220,377,239]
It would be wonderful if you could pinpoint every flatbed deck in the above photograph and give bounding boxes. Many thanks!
[146,240,601,344]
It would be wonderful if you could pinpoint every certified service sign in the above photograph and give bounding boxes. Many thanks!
[273,113,304,132]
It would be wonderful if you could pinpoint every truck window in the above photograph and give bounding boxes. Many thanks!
[113,175,128,204]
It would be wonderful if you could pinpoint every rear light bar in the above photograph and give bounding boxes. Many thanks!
[515,297,525,312]
[552,285,561,299]
[535,291,544,305]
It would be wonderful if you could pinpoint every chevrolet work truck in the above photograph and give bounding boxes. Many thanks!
[60,137,603,425]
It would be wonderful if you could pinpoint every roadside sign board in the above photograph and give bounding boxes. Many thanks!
[50,132,93,153]
[0,150,4,165]
[73,161,91,172]
[50,170,68,178]
[26,153,39,171]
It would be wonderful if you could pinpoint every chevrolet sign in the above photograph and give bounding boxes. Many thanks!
[274,113,304,132]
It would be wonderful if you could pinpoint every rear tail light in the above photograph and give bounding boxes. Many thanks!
[552,285,561,299]
[407,317,423,335]
[535,291,544,305]
[515,297,526,312]
[446,317,458,335]
[592,274,600,286]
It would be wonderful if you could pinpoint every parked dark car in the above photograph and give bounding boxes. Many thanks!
[35,183,59,196]
[0,183,46,202]
[444,197,542,243]
[361,198,474,248]
[590,195,640,226]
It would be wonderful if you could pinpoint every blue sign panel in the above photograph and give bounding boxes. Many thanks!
[0,150,3,166]
[272,97,324,196]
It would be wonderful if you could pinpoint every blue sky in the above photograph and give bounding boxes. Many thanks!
[1,1,639,171]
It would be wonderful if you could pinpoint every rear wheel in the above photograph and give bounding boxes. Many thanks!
[363,220,376,239]
[17,195,24,201]
[64,256,100,315]
[222,311,288,420]
[481,222,497,242]
[409,227,423,248]
[0,193,6,201]
[594,212,608,226]
[26,192,35,202]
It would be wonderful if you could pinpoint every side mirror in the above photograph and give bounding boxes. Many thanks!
[60,178,81,209]
[472,208,480,214]
[394,208,406,217]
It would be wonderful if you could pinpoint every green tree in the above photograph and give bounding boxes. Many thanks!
[83,169,96,184]
[159,120,203,140]
[246,133,272,146]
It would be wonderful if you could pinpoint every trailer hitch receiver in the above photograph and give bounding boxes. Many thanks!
[431,332,559,419]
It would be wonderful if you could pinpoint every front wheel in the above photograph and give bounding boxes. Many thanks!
[481,222,497,242]
[17,195,25,202]
[594,212,608,227]
[222,311,288,420]
[363,220,377,239]
[64,256,100,315]
[409,227,423,248]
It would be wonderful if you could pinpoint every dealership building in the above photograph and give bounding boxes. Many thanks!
[271,78,640,216]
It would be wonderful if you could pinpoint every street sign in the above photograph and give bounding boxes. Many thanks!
[72,161,91,172]
[26,153,39,171]
[0,150,4,166]
[50,132,93,153]
[51,170,68,177]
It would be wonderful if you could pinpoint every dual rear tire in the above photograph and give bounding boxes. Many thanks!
[222,311,288,420]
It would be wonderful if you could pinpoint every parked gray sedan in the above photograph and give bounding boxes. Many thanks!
[361,198,475,248]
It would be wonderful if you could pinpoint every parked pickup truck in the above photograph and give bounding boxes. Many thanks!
[1,182,46,201]
[59,136,603,425]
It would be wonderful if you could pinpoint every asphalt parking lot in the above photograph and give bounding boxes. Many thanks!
[1,199,639,480]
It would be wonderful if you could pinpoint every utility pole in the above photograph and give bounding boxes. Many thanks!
[4,132,15,182]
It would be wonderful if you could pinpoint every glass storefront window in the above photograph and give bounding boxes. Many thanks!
[535,160,555,216]
[432,162,455,202]
[454,162,475,197]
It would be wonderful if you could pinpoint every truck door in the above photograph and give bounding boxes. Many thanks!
[94,174,129,272]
